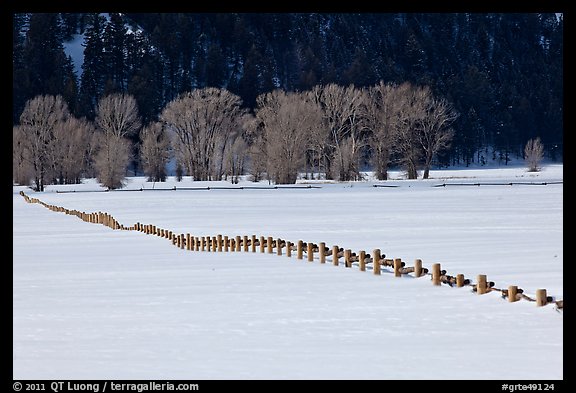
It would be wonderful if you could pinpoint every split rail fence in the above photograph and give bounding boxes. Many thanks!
[19,191,563,311]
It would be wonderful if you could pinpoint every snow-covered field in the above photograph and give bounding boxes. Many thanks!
[13,165,563,380]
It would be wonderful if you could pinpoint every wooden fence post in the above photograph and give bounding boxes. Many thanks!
[194,237,199,251]
[477,275,487,294]
[217,235,223,252]
[333,246,339,266]
[344,249,351,267]
[414,259,422,277]
[297,241,303,260]
[180,234,186,249]
[260,236,266,253]
[236,236,241,252]
[223,236,229,252]
[394,258,402,277]
[432,263,441,286]
[359,251,366,271]
[373,249,381,275]
[456,274,465,288]
[186,234,192,250]
[251,235,257,253]
[508,285,518,303]
[536,289,547,307]
[307,243,314,262]
[286,241,291,257]
[277,238,283,256]
[267,236,273,254]
[244,236,249,252]
[319,242,326,264]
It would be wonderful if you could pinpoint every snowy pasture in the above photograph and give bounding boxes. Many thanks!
[13,165,563,379]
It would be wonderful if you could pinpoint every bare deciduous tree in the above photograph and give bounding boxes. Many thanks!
[312,84,366,181]
[255,90,323,184]
[161,88,246,181]
[418,96,457,179]
[17,95,69,191]
[95,93,141,138]
[524,137,544,172]
[94,93,141,189]
[392,82,429,179]
[13,125,34,186]
[93,133,132,189]
[364,81,403,180]
[140,122,171,182]
[51,117,95,184]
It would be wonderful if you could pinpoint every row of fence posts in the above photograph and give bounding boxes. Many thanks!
[19,191,562,309]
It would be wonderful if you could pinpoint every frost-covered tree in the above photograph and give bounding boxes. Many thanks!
[140,122,171,182]
[524,137,544,172]
[94,93,141,188]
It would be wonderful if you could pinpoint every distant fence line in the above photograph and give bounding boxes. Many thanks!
[19,191,563,311]
[432,181,563,187]
[53,185,322,194]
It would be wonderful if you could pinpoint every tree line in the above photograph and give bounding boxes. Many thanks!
[13,13,563,167]
[13,82,458,190]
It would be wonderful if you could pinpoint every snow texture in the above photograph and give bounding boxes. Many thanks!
[13,165,563,379]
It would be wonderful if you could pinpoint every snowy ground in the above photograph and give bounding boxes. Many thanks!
[13,165,563,380]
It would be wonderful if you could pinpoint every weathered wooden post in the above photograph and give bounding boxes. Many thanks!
[187,234,192,250]
[456,274,465,288]
[230,237,235,252]
[359,251,366,271]
[307,242,314,262]
[251,235,257,253]
[180,234,186,249]
[319,242,326,264]
[216,235,223,252]
[200,237,206,252]
[536,289,547,307]
[344,249,351,268]
[286,241,292,257]
[267,236,273,254]
[432,263,441,286]
[394,258,402,277]
[222,236,228,252]
[244,236,249,252]
[260,236,266,253]
[297,241,304,260]
[277,238,283,256]
[414,259,422,277]
[373,249,381,275]
[235,236,241,252]
[194,237,200,251]
[477,275,487,294]
[333,246,339,266]
[508,285,518,303]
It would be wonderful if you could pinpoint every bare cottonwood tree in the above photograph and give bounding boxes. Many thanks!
[161,88,246,181]
[17,95,70,191]
[95,93,141,138]
[255,90,323,184]
[13,125,34,186]
[223,137,249,184]
[93,133,132,190]
[51,117,95,184]
[364,81,403,180]
[392,82,428,179]
[140,122,171,182]
[524,137,544,172]
[418,96,457,179]
[312,84,366,181]
[94,93,141,189]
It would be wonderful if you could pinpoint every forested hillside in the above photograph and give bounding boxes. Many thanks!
[13,13,563,187]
